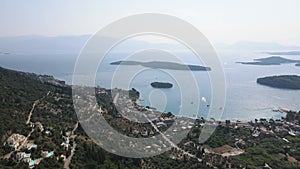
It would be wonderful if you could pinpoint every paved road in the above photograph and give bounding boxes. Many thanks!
[142,112,203,162]
[64,122,79,169]
[26,91,50,125]
[26,101,38,125]
[113,92,119,104]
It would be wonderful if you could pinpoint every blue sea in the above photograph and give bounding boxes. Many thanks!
[1,50,300,121]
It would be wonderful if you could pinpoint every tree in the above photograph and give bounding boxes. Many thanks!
[225,120,231,126]
[102,160,118,169]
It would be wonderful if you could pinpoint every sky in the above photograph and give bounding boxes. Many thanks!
[1,0,300,46]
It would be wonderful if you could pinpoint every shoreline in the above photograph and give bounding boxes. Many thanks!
[104,87,297,124]
[1,65,296,123]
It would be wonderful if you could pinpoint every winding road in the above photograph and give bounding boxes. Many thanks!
[64,122,79,169]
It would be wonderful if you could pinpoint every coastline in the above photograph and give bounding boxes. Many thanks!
[33,74,300,123]
[0,65,295,122]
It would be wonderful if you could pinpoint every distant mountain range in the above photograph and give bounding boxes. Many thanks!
[0,35,176,55]
[1,35,300,54]
[264,51,300,55]
[0,35,90,54]
[215,41,300,51]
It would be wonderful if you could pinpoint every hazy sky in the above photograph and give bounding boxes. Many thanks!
[1,0,300,45]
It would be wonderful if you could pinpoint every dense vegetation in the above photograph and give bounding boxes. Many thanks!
[0,67,54,154]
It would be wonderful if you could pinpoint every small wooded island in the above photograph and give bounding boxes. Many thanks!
[257,75,300,89]
[151,82,173,88]
[110,60,211,71]
[237,56,300,66]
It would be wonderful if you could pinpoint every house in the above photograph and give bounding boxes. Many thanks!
[236,122,253,129]
[63,136,70,144]
[47,151,54,157]
[252,130,260,137]
[57,154,66,161]
[149,131,155,136]
[156,122,167,128]
[29,160,35,168]
[35,122,44,132]
[61,136,70,149]
[164,119,175,124]
[7,134,26,149]
[275,120,283,125]
[45,130,52,135]
[16,152,26,160]
[282,138,290,143]
[26,143,37,150]
[16,152,31,160]
[61,142,69,149]
[132,129,140,137]
[23,157,32,163]
[97,88,107,94]
[41,151,49,158]
[29,122,35,128]
[141,130,148,137]
[236,140,246,149]
[288,130,296,137]
[262,163,272,169]
[24,153,31,158]
[41,151,54,158]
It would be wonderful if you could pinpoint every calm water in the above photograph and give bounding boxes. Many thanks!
[1,51,300,121]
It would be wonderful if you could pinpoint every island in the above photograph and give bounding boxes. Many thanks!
[257,75,300,89]
[237,56,300,66]
[151,82,173,88]
[110,60,211,71]
[0,52,10,55]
